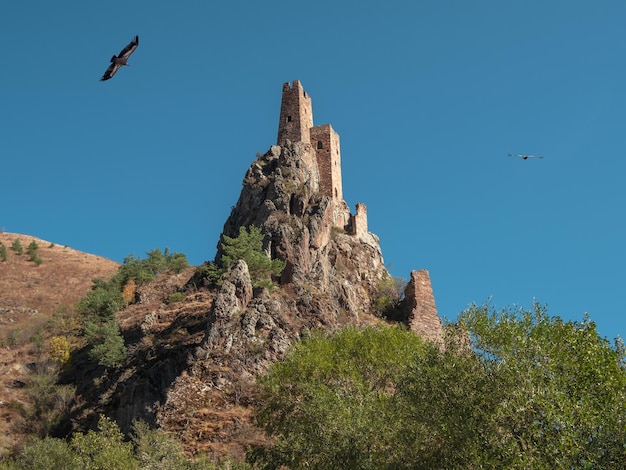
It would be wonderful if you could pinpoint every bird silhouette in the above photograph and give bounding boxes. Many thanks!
[508,153,544,160]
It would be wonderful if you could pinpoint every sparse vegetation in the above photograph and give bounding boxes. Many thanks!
[188,262,224,289]
[373,274,406,318]
[27,240,42,265]
[11,238,23,255]
[0,242,7,261]
[1,415,251,469]
[25,363,76,437]
[76,248,190,368]
[167,291,186,304]
[220,226,285,287]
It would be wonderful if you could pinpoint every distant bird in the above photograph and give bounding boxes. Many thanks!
[100,35,139,81]
[508,153,544,160]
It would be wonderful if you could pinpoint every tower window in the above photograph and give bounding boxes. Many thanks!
[286,116,292,122]
[317,141,323,149]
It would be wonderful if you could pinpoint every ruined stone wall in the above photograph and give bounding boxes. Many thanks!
[349,203,368,237]
[277,80,313,146]
[400,270,442,343]
[310,124,342,200]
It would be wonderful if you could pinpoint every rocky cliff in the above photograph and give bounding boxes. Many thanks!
[154,141,396,456]
[63,81,442,459]
[218,141,388,319]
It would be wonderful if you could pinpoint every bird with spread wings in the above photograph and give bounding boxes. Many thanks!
[508,153,544,160]
[100,35,139,81]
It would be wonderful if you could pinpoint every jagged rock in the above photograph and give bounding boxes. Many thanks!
[74,80,443,460]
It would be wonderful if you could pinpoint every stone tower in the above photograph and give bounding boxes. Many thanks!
[276,80,343,201]
[277,80,313,146]
[310,124,342,201]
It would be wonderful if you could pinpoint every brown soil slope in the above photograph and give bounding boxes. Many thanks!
[0,232,119,455]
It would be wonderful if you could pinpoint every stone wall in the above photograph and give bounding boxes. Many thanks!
[310,124,342,200]
[400,270,442,343]
[349,203,368,237]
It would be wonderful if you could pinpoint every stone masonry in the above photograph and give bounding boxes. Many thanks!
[276,80,442,342]
[400,270,443,342]
[277,80,343,203]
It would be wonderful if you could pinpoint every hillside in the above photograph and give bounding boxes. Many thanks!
[0,232,119,454]
[0,80,443,463]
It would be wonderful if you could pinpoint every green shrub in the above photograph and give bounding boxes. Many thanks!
[27,241,42,265]
[0,243,7,262]
[26,367,76,436]
[373,275,406,318]
[70,416,138,470]
[167,292,186,304]
[220,226,285,287]
[15,436,81,469]
[11,239,23,255]
[77,281,125,322]
[84,319,128,368]
[187,262,225,289]
[131,421,188,470]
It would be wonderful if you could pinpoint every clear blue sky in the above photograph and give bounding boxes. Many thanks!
[2,1,625,339]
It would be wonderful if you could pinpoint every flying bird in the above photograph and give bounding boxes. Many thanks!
[508,153,544,160]
[100,35,139,81]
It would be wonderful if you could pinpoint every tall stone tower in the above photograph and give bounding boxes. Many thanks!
[310,124,342,201]
[276,80,343,202]
[277,80,313,146]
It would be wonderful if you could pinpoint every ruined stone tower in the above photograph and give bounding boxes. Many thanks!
[400,270,443,343]
[277,80,313,145]
[277,80,343,201]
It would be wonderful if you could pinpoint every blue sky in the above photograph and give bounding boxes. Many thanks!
[2,1,625,339]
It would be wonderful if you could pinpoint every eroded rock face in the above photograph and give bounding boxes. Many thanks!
[216,142,388,321]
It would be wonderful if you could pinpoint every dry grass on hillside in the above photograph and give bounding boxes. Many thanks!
[0,232,119,456]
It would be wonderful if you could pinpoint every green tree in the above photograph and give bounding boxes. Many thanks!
[131,421,188,470]
[77,280,125,322]
[13,436,81,469]
[252,305,626,469]
[251,326,427,469]
[11,238,23,255]
[0,243,7,261]
[165,251,189,273]
[220,226,285,286]
[70,415,138,470]
[455,302,626,468]
[27,240,42,265]
[84,319,128,368]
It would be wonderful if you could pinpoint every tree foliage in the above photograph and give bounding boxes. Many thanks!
[11,238,22,255]
[456,302,626,468]
[27,240,42,265]
[251,326,427,469]
[220,226,285,287]
[2,417,251,470]
[84,319,128,368]
[76,248,189,368]
[252,304,626,469]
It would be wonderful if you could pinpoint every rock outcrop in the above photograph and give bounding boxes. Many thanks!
[64,80,443,459]
[217,141,388,320]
